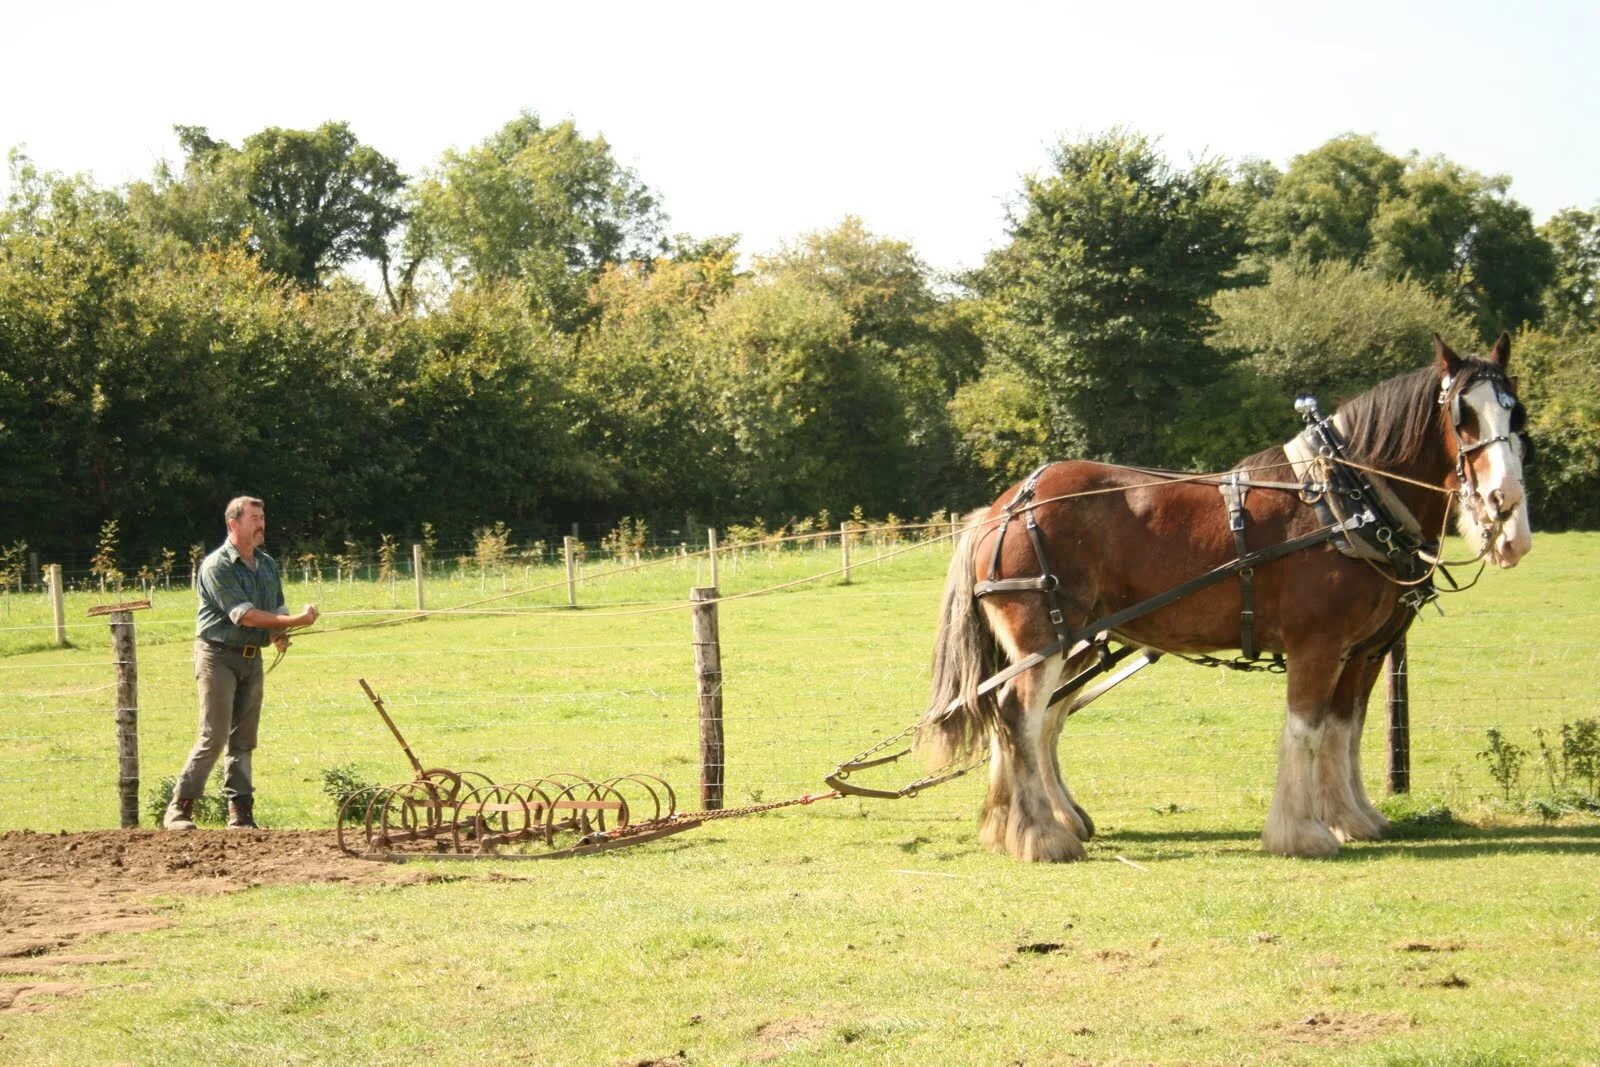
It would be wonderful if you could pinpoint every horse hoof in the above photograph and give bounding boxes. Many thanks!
[1008,822,1086,863]
[1329,810,1389,843]
[1072,803,1096,841]
[1262,818,1340,859]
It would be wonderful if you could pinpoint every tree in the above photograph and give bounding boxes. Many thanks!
[1210,258,1478,402]
[1514,328,1600,529]
[759,217,983,504]
[385,283,595,534]
[0,155,401,560]
[128,122,406,289]
[706,274,906,517]
[569,249,742,518]
[0,155,153,556]
[1367,158,1553,338]
[1250,134,1404,265]
[406,112,666,326]
[1540,207,1600,335]
[947,367,1052,488]
[974,130,1250,463]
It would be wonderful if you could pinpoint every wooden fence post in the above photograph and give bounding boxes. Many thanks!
[563,536,578,607]
[412,543,425,610]
[691,587,724,811]
[1386,636,1410,794]
[48,563,67,647]
[90,600,151,827]
[840,522,851,584]
[707,527,719,588]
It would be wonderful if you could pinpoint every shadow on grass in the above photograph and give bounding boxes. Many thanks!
[1344,822,1600,861]
[1102,822,1600,861]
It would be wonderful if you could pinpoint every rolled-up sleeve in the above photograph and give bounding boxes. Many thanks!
[202,557,255,623]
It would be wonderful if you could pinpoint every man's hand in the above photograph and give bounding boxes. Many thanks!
[296,604,320,627]
[272,632,291,653]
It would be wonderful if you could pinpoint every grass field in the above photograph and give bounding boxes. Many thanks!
[1,532,1598,1064]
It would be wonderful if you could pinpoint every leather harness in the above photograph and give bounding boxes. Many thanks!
[971,396,1442,672]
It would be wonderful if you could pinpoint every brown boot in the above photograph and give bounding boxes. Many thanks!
[227,796,258,830]
[163,796,196,831]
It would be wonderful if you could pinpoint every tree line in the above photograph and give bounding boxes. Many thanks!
[2,115,1597,568]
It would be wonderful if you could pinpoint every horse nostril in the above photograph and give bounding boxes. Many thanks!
[1489,489,1506,512]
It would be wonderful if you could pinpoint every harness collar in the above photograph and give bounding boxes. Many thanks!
[1282,398,1436,584]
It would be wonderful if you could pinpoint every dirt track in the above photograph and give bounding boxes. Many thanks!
[0,828,424,1013]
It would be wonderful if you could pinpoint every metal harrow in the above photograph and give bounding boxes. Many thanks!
[339,680,699,861]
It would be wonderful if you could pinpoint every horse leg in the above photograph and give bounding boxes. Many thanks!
[1263,652,1342,858]
[1044,647,1099,840]
[978,729,1013,853]
[1315,656,1390,841]
[986,658,1086,862]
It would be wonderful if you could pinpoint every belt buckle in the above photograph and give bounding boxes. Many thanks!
[241,645,257,659]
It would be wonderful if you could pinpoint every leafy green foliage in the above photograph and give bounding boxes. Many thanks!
[1478,727,1528,802]
[947,366,1052,488]
[406,111,665,325]
[318,763,378,818]
[974,129,1249,464]
[129,122,405,288]
[6,122,1600,572]
[1512,329,1600,529]
[144,772,227,826]
[1540,206,1600,334]
[1247,135,1554,340]
[1210,258,1477,401]
[1248,133,1404,266]
[1367,158,1553,339]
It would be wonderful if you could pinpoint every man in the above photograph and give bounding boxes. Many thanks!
[163,496,319,831]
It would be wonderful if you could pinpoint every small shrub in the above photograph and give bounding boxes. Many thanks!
[91,519,124,593]
[1378,800,1460,838]
[1478,728,1527,802]
[600,517,648,561]
[376,534,398,583]
[144,772,227,826]
[320,763,378,817]
[473,522,512,572]
[1562,719,1599,796]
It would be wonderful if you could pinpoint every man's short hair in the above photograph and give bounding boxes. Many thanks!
[225,496,264,523]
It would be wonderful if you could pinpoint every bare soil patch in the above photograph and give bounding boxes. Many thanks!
[0,827,422,1011]
[1271,1011,1413,1046]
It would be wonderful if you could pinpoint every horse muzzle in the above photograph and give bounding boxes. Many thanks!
[1485,507,1532,568]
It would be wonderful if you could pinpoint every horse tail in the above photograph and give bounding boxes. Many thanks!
[918,511,999,765]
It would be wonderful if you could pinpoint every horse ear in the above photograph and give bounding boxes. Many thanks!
[1489,331,1512,369]
[1434,333,1462,375]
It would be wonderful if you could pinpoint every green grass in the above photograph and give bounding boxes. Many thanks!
[2,533,1598,1063]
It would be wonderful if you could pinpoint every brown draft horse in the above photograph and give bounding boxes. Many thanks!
[919,335,1532,861]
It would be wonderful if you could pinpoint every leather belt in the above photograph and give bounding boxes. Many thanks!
[200,638,259,659]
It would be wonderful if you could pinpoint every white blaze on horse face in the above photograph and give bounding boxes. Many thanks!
[1457,378,1532,568]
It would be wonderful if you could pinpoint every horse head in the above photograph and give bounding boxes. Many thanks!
[1435,332,1531,568]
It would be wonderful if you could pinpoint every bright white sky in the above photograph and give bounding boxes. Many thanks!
[4,0,1597,277]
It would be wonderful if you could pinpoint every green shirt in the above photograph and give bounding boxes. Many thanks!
[195,540,287,647]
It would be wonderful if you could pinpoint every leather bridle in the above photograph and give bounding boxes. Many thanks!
[1439,366,1526,533]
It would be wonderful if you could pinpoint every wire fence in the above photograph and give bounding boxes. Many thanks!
[0,515,963,595]
[2,531,1597,833]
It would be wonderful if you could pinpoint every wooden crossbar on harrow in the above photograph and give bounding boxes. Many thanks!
[339,680,700,861]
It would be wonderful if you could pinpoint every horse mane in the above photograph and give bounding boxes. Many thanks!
[1333,365,1440,469]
